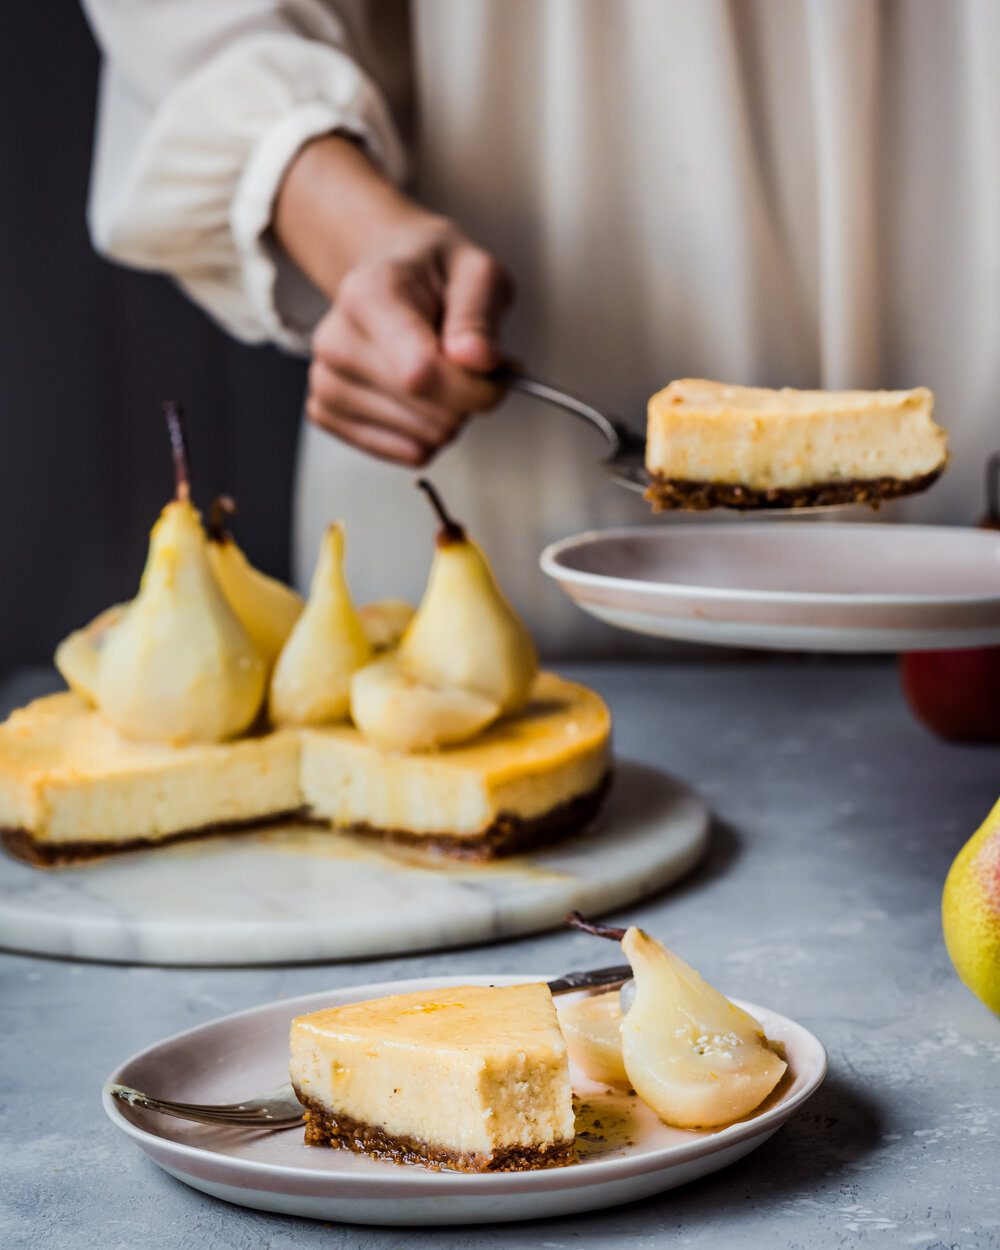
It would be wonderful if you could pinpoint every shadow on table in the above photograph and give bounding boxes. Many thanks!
[662,814,742,902]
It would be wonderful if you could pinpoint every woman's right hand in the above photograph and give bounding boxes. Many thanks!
[275,137,514,466]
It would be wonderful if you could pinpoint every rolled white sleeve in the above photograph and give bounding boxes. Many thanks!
[82,3,407,352]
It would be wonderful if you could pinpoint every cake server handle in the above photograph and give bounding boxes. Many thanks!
[492,365,649,494]
[546,964,632,995]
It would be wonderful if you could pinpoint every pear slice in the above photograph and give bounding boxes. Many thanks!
[54,603,127,704]
[269,523,372,726]
[96,404,267,744]
[350,654,500,752]
[568,915,787,1129]
[358,598,416,653]
[206,497,304,668]
[560,990,629,1087]
[398,481,538,715]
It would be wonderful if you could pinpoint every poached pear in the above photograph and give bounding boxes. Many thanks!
[206,496,304,668]
[358,598,416,653]
[54,603,127,704]
[96,403,267,744]
[350,654,500,752]
[269,523,372,726]
[399,480,538,714]
[568,914,787,1129]
[559,990,630,1087]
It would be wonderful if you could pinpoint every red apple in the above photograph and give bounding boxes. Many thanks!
[901,647,1000,742]
[901,456,1000,741]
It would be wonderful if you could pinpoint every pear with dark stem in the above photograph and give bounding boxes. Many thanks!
[206,495,304,668]
[398,480,538,714]
[567,913,786,1128]
[95,403,267,743]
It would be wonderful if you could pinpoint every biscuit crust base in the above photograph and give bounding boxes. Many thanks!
[644,467,944,512]
[293,1087,575,1173]
[1,772,611,868]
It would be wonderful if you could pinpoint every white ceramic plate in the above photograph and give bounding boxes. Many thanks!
[103,974,827,1226]
[541,523,1000,652]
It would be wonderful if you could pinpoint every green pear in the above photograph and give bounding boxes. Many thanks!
[96,404,267,744]
[269,523,372,726]
[206,496,304,668]
[399,481,538,714]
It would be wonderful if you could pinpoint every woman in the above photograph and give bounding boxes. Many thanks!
[81,0,999,651]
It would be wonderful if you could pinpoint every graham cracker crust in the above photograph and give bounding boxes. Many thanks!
[293,1086,575,1172]
[644,467,944,512]
[0,810,309,868]
[1,772,611,868]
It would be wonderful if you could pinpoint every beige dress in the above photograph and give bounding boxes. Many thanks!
[81,0,1000,652]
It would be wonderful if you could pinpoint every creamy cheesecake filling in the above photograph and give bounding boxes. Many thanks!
[646,379,947,491]
[289,983,576,1170]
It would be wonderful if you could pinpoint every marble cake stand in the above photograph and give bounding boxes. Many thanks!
[0,762,709,966]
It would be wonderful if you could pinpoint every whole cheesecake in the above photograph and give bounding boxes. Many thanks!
[289,982,576,1171]
[645,378,948,510]
[0,673,610,865]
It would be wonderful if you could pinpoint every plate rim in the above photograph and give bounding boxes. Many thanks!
[102,973,828,1195]
[540,523,1000,608]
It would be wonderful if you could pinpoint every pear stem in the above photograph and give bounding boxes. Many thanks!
[417,478,465,545]
[163,401,191,502]
[208,495,237,543]
[566,911,627,942]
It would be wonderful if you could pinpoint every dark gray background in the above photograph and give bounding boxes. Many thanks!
[0,1,308,677]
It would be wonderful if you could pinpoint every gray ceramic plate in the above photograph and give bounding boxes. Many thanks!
[103,974,828,1226]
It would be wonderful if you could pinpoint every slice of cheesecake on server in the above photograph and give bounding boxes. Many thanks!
[645,378,948,510]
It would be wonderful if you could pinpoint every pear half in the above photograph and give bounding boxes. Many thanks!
[560,990,630,1087]
[55,603,127,704]
[206,497,303,668]
[96,405,267,744]
[269,523,372,726]
[619,927,787,1128]
[399,481,537,715]
[350,654,500,753]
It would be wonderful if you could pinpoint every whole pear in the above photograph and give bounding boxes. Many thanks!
[269,523,372,725]
[942,797,1000,1014]
[96,404,267,744]
[399,480,538,714]
[206,496,304,668]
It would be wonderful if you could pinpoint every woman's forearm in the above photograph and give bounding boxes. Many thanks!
[273,134,443,300]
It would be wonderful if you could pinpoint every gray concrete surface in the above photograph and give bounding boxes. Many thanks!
[2,660,998,1249]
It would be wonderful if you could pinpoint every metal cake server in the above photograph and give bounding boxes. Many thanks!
[106,963,634,1132]
[495,366,650,494]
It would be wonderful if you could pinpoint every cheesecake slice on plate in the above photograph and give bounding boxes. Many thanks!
[645,378,948,510]
[289,982,576,1171]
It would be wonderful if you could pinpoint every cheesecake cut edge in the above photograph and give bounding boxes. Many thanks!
[1,772,612,867]
[293,1086,575,1173]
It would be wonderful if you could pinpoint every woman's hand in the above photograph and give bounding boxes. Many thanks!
[274,136,514,465]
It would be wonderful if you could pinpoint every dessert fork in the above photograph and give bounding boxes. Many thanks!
[106,963,633,1131]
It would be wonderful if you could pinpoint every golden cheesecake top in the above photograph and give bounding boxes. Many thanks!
[292,982,565,1057]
